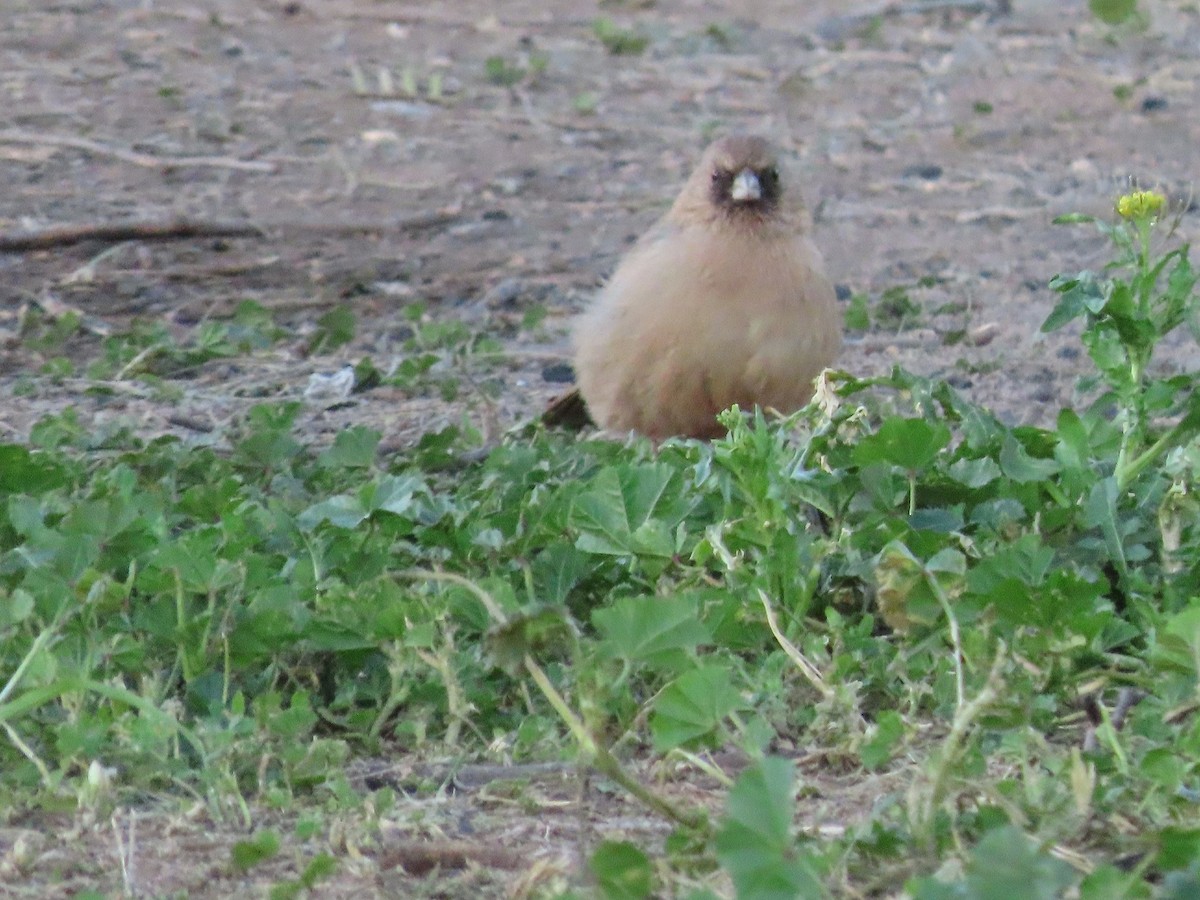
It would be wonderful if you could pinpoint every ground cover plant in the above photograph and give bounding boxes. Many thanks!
[3,185,1199,898]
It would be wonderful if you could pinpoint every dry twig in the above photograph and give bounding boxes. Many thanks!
[0,219,265,252]
[378,841,526,875]
[0,211,463,252]
[0,129,275,173]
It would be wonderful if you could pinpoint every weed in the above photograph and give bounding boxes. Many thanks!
[484,52,549,88]
[844,292,870,331]
[876,285,923,330]
[572,90,600,115]
[593,18,650,56]
[1090,0,1140,25]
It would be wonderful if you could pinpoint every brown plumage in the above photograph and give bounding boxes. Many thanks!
[569,134,841,440]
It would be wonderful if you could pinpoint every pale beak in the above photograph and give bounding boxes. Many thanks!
[729,168,762,202]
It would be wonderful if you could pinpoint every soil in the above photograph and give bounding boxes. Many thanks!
[1,0,1198,896]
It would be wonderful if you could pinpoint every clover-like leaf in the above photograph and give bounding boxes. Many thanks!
[650,663,742,751]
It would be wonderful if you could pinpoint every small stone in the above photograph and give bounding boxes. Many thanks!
[369,100,435,120]
[1141,96,1168,113]
[482,278,524,308]
[902,164,943,181]
[968,323,1000,346]
[542,362,576,384]
[835,283,852,301]
[1069,157,1098,178]
[491,176,522,196]
[304,367,356,402]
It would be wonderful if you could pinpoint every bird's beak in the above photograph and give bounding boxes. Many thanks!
[729,168,762,202]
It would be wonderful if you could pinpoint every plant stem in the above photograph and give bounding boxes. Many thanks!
[523,653,706,830]
[0,626,58,708]
[402,567,708,831]
[1116,415,1200,491]
[910,647,1006,852]
[926,572,965,713]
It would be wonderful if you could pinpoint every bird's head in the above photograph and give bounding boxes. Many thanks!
[705,135,782,214]
[670,134,800,231]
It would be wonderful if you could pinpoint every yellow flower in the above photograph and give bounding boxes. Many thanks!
[1116,190,1165,220]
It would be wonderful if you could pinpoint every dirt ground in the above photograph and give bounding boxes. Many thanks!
[5,0,1200,446]
[2,0,1199,895]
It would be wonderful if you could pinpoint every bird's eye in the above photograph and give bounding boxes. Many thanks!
[711,169,726,183]
[763,167,779,183]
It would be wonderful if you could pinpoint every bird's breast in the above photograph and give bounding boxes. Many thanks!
[679,229,827,316]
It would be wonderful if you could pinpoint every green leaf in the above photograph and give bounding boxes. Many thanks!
[1077,864,1151,900]
[852,417,951,471]
[912,826,1076,899]
[298,494,369,531]
[261,691,318,741]
[1053,408,1091,477]
[1089,0,1138,24]
[1043,273,1106,332]
[484,55,525,86]
[231,830,281,871]
[844,292,870,331]
[650,663,742,750]
[589,841,654,900]
[298,852,338,888]
[0,588,34,627]
[0,445,70,494]
[947,457,1002,488]
[571,463,687,557]
[593,18,649,55]
[1139,748,1185,790]
[1153,602,1200,676]
[1158,252,1198,340]
[318,426,380,469]
[998,434,1060,483]
[909,506,965,533]
[1158,829,1200,878]
[232,403,302,469]
[593,594,709,667]
[367,474,430,518]
[1082,326,1130,387]
[967,535,1054,592]
[531,541,592,605]
[715,758,822,900]
[1082,477,1127,576]
[860,710,904,770]
[309,305,356,353]
[926,547,966,575]
[964,826,1076,899]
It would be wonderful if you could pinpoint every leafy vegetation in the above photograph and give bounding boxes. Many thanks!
[484,51,550,88]
[2,192,1199,896]
[593,18,651,56]
[1090,0,1141,26]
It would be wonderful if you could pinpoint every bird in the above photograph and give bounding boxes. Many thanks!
[564,133,841,440]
